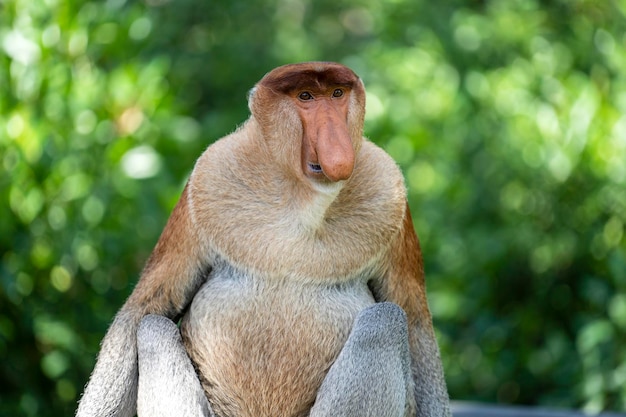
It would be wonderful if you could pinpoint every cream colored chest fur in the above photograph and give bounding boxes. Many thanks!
[181,261,376,417]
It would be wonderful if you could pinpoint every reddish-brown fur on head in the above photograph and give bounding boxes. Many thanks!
[249,62,366,185]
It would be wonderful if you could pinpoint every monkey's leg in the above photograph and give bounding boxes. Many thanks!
[310,302,416,417]
[136,315,214,417]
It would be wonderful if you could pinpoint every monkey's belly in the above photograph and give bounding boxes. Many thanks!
[180,271,375,417]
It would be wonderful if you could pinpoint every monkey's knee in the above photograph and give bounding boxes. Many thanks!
[137,314,181,354]
[358,301,407,324]
[350,302,409,352]
[137,314,187,386]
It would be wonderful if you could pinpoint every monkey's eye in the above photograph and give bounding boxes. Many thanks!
[332,89,344,98]
[298,91,313,101]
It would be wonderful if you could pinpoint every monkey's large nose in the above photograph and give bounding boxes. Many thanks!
[319,149,354,182]
[315,120,354,182]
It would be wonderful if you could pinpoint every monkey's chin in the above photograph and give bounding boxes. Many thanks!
[307,175,345,195]
[304,163,349,194]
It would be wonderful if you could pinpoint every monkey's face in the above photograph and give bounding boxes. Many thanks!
[250,62,366,187]
[293,84,354,183]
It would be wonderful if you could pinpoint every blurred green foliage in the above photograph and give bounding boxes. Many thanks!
[1,0,625,415]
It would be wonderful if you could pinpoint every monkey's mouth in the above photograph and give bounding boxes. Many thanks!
[308,163,323,173]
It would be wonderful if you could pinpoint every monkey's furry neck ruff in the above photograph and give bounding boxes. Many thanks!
[187,120,407,282]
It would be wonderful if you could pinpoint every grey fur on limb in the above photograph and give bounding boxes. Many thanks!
[310,302,416,417]
[137,315,214,417]
[136,303,415,417]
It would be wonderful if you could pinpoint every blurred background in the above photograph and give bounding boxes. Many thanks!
[1,0,625,415]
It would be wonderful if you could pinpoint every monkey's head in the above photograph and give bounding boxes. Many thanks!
[248,62,366,187]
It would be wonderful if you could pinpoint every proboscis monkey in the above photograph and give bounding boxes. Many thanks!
[76,62,450,417]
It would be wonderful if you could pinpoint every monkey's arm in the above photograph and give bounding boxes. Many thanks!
[77,184,209,417]
[374,202,451,417]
